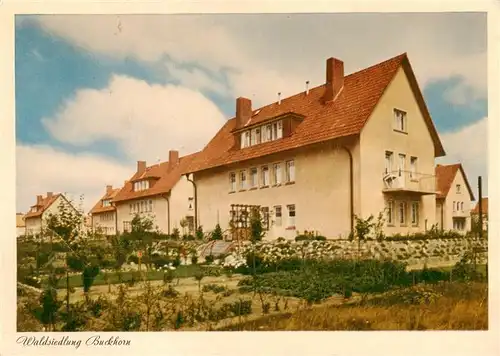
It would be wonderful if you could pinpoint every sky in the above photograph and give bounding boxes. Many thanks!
[15,13,488,213]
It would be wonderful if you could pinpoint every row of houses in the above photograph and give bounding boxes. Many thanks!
[20,53,488,240]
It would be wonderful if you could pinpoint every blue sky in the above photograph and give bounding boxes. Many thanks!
[15,14,488,212]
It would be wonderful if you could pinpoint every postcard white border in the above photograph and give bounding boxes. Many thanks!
[0,1,499,355]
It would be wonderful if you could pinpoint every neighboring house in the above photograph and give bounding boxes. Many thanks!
[23,192,80,236]
[16,213,26,237]
[89,185,120,235]
[112,150,199,234]
[435,164,475,233]
[185,53,445,240]
[471,197,488,231]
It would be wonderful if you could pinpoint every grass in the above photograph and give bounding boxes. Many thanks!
[218,282,488,331]
[47,264,215,289]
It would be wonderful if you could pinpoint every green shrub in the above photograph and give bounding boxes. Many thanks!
[315,236,327,241]
[295,235,310,242]
[205,255,215,264]
[127,255,139,264]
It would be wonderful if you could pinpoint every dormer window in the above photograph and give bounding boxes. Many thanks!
[102,199,112,207]
[240,120,283,149]
[134,180,150,192]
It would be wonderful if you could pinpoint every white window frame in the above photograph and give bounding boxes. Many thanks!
[386,200,395,225]
[277,120,283,139]
[385,151,393,174]
[398,153,406,177]
[287,204,296,227]
[394,109,407,132]
[285,160,295,183]
[229,172,236,192]
[255,127,262,144]
[273,163,282,185]
[399,201,407,226]
[410,156,417,179]
[411,201,419,226]
[265,124,272,142]
[239,170,247,190]
[261,166,270,187]
[274,205,282,226]
[250,167,258,188]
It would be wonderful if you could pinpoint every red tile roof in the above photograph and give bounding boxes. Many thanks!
[113,152,200,203]
[24,194,62,219]
[472,197,488,215]
[89,187,121,215]
[185,53,445,174]
[435,163,475,200]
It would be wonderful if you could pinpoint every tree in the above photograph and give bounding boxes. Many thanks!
[354,214,375,260]
[211,224,223,241]
[195,225,204,240]
[250,208,266,243]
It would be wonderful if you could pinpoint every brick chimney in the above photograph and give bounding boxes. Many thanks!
[324,57,344,102]
[46,192,53,198]
[235,97,252,129]
[106,185,113,194]
[137,161,146,174]
[36,195,43,205]
[168,150,180,171]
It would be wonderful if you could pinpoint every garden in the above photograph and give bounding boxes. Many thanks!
[16,203,488,331]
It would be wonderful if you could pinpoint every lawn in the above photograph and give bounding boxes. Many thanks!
[47,264,218,289]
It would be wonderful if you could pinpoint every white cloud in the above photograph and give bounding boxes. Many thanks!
[164,62,229,96]
[437,117,488,199]
[33,14,486,107]
[16,144,132,213]
[42,74,227,162]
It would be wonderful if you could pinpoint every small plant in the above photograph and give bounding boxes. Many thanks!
[211,224,223,241]
[195,225,204,240]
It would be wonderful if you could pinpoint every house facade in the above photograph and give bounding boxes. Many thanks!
[23,192,80,236]
[89,185,120,235]
[435,164,475,233]
[185,53,445,240]
[16,213,26,237]
[112,150,198,235]
[471,197,488,231]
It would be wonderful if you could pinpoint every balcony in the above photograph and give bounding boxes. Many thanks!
[452,209,470,218]
[382,170,436,195]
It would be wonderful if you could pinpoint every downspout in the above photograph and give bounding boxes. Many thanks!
[160,193,171,235]
[340,145,354,235]
[186,173,198,231]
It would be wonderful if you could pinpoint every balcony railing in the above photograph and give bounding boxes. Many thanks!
[452,209,470,218]
[382,170,436,195]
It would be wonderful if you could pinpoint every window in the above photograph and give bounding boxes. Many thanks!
[102,199,111,207]
[123,221,131,232]
[250,168,258,188]
[394,109,407,132]
[261,207,270,230]
[273,163,282,185]
[129,204,133,214]
[411,202,419,226]
[140,201,145,213]
[461,202,464,211]
[410,157,418,179]
[274,205,282,226]
[399,201,407,225]
[239,170,247,190]
[244,131,250,147]
[261,166,270,186]
[250,129,257,146]
[286,160,295,183]
[385,151,393,174]
[265,124,272,142]
[386,200,395,225]
[188,197,194,211]
[277,121,283,139]
[134,180,149,192]
[149,200,153,212]
[229,172,236,192]
[287,204,296,227]
[456,184,461,194]
[398,154,406,177]
[256,128,261,144]
[453,201,456,212]
[453,218,465,231]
